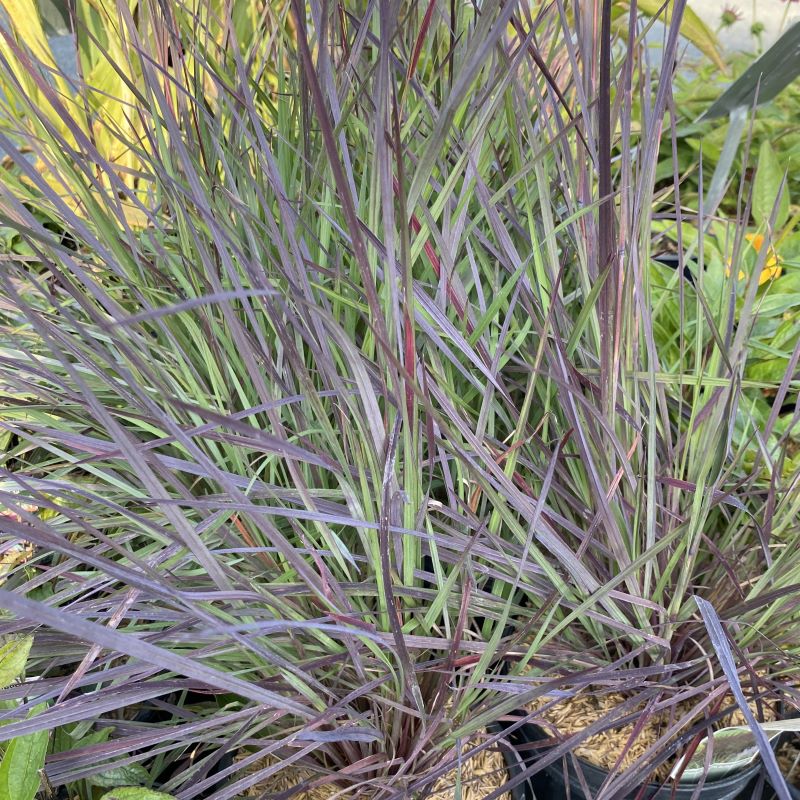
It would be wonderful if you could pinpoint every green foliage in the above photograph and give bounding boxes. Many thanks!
[0,638,32,690]
[659,51,800,215]
[0,640,46,800]
[753,140,790,228]
[99,790,176,800]
[90,764,152,789]
[0,719,48,800]
[702,21,800,117]
[50,724,122,800]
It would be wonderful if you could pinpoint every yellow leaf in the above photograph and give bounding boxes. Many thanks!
[0,543,34,585]
[0,0,59,73]
[0,0,88,144]
[725,232,783,284]
[23,161,151,228]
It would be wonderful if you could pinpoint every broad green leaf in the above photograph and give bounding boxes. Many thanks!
[52,724,111,756]
[753,141,791,228]
[0,705,48,800]
[754,293,800,318]
[99,789,177,800]
[90,764,152,788]
[0,637,32,690]
[702,21,800,118]
[746,358,791,383]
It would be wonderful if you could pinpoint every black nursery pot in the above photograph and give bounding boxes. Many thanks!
[151,745,237,798]
[488,720,538,800]
[763,727,800,800]
[134,692,238,799]
[513,722,762,800]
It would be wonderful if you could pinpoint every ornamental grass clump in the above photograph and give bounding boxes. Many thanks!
[491,7,800,795]
[0,1,798,799]
[0,0,564,796]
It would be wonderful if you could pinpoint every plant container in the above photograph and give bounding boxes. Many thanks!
[244,726,533,800]
[489,720,539,800]
[763,726,800,800]
[134,694,237,798]
[518,722,762,800]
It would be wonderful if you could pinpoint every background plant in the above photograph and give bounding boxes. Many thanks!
[0,0,296,225]
[654,44,800,216]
